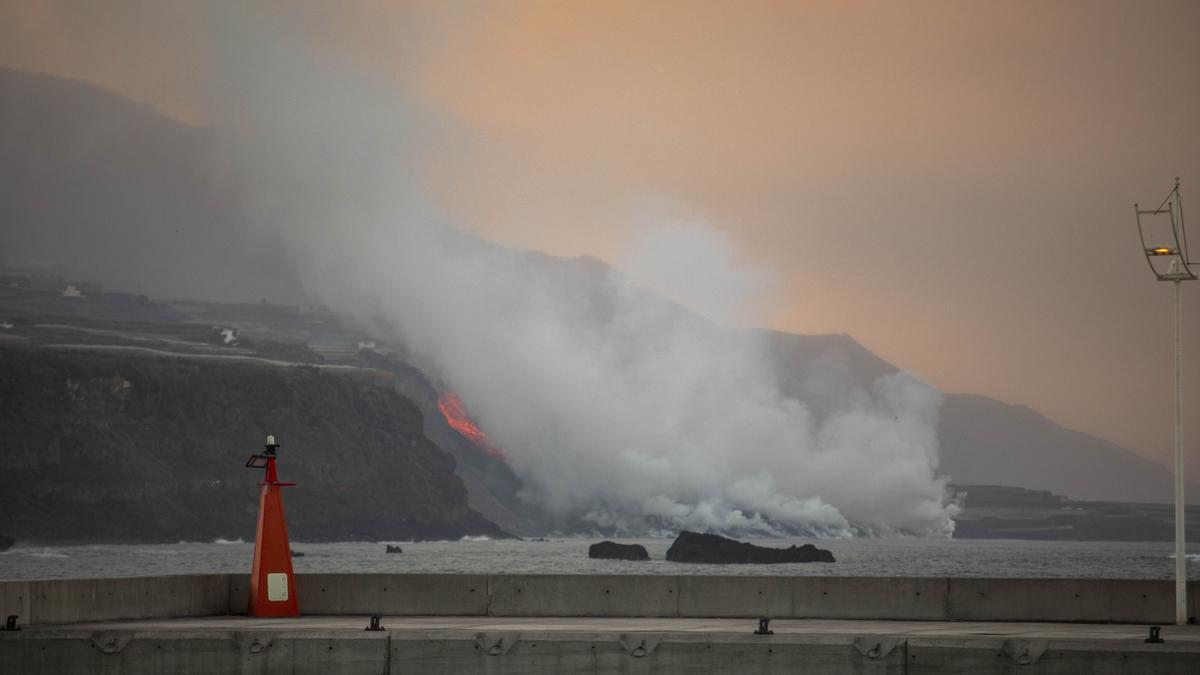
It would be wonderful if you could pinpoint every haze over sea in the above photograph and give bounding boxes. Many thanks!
[2,538,1197,582]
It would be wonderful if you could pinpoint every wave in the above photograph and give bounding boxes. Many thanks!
[212,538,246,545]
[24,549,69,558]
[459,535,492,542]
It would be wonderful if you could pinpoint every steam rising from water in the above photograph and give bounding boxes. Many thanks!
[208,7,956,537]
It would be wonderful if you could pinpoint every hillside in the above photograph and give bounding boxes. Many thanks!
[0,345,504,543]
[762,332,1195,504]
[0,67,303,303]
[1,67,1191,510]
[939,394,1195,503]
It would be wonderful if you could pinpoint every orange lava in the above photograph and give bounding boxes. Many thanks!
[437,392,509,462]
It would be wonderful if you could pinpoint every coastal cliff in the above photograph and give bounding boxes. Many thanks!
[0,346,505,544]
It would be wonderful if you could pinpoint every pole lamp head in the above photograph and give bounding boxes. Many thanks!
[1136,178,1197,282]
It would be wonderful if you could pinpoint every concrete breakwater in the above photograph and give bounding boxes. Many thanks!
[3,574,1200,674]
[3,573,1200,625]
[6,615,1200,675]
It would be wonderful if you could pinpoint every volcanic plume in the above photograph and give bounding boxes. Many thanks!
[150,7,958,537]
[437,392,509,463]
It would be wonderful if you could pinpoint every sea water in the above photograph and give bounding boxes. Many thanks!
[1,538,1198,581]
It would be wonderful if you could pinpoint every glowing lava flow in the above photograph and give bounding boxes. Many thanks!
[437,392,509,463]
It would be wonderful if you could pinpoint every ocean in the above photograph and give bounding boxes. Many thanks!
[2,537,1198,581]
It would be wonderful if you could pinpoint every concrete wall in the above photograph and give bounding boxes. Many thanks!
[2,574,1198,626]
[488,575,680,617]
[393,633,1200,675]
[947,578,1178,624]
[1,575,231,626]
[6,631,1200,675]
[2,630,391,675]
[296,574,489,616]
[0,581,30,627]
[675,577,948,621]
[389,631,913,675]
[904,637,1200,675]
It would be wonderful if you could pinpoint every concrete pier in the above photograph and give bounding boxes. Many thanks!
[5,615,1199,674]
[3,574,1199,673]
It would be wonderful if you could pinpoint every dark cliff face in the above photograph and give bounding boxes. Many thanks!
[0,347,505,543]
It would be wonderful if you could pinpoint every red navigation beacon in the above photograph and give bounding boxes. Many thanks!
[245,435,299,617]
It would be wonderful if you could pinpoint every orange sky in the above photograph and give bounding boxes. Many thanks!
[3,0,1199,478]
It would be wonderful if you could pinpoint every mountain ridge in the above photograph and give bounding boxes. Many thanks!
[1,67,1190,509]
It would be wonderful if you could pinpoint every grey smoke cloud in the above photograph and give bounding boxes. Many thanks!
[190,7,957,537]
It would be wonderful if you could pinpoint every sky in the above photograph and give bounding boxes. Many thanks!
[2,0,1199,480]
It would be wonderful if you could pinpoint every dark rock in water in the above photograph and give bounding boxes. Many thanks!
[385,545,403,554]
[589,540,650,561]
[0,533,13,552]
[665,531,834,564]
[290,549,305,558]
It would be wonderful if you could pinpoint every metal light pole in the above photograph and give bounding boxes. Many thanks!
[1136,178,1195,626]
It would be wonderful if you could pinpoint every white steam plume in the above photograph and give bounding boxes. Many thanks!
[206,7,957,537]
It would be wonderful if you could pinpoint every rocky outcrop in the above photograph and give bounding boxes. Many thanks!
[665,531,834,564]
[0,533,13,551]
[588,541,650,561]
[385,545,403,554]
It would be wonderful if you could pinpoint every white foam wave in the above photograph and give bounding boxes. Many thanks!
[25,549,69,558]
